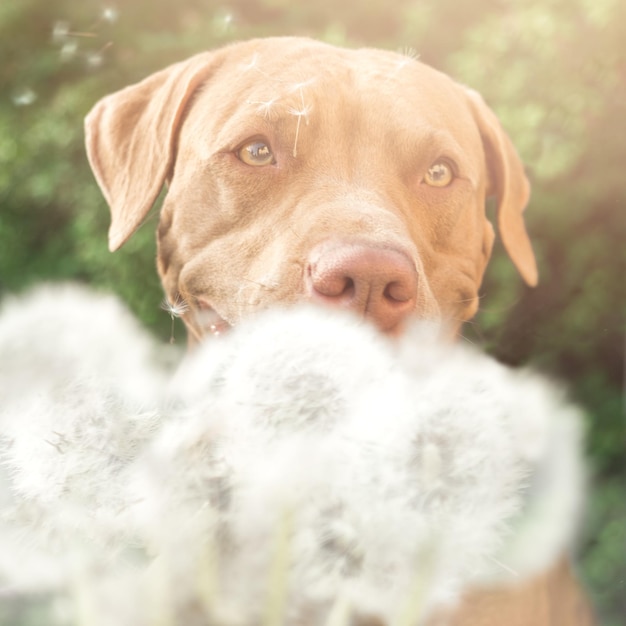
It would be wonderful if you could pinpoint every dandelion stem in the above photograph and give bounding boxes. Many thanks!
[263,508,294,626]
[293,115,302,158]
[325,595,353,626]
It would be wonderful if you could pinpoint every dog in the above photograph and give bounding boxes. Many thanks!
[85,36,538,340]
[85,37,593,625]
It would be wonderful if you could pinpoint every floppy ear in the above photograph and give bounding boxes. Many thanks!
[85,52,221,252]
[465,89,538,287]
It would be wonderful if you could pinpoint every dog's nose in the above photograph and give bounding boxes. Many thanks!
[306,241,418,333]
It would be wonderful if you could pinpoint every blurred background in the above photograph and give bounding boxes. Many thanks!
[0,0,624,623]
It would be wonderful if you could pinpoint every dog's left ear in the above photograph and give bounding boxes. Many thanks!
[465,89,538,287]
[85,52,223,252]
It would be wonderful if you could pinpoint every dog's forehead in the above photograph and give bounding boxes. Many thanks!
[218,40,465,113]
[186,39,479,159]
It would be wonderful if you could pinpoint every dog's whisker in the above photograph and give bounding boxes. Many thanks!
[286,225,304,242]
[441,294,485,306]
[459,334,478,347]
[238,276,272,289]
[186,320,205,344]
[488,556,520,578]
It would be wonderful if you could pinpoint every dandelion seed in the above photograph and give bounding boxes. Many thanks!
[52,21,70,43]
[85,52,103,68]
[213,10,235,34]
[399,46,420,61]
[288,78,315,93]
[60,40,79,62]
[161,297,189,319]
[385,48,421,85]
[288,104,312,119]
[161,296,189,344]
[101,6,119,23]
[241,53,259,72]
[84,42,112,69]
[247,98,279,119]
[288,104,312,157]
[12,88,37,107]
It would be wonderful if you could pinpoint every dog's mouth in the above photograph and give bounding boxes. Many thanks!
[193,300,232,338]
[163,295,232,343]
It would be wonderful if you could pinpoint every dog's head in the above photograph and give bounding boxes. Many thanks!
[85,37,537,340]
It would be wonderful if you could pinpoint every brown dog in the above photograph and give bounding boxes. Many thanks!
[85,37,593,624]
[85,36,538,340]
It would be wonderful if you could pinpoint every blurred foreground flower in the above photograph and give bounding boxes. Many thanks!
[0,285,587,626]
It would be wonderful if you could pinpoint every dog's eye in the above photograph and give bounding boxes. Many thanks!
[424,160,454,187]
[237,140,275,166]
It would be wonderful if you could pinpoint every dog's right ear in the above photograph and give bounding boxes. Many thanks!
[464,89,538,287]
[85,52,221,252]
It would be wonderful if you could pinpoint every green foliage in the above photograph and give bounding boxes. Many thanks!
[0,0,623,623]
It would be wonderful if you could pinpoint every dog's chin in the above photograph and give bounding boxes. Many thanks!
[186,297,445,345]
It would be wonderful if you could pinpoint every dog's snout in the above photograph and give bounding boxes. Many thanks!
[306,241,418,333]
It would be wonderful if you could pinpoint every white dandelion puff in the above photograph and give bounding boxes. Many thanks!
[0,288,587,624]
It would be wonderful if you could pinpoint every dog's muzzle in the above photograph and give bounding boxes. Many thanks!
[305,240,419,334]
